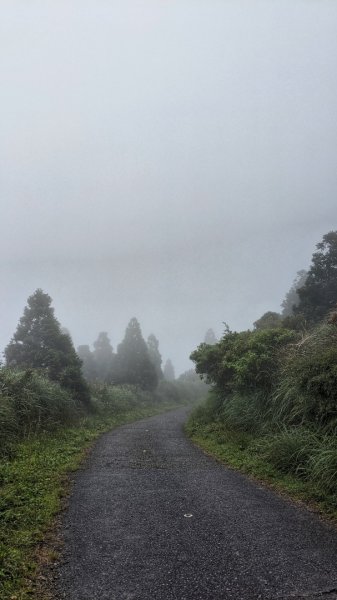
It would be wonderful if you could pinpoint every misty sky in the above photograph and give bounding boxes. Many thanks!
[1,1,337,373]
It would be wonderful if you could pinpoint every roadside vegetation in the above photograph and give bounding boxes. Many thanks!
[188,231,337,518]
[0,290,206,599]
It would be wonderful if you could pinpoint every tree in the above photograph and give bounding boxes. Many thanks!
[77,345,97,381]
[254,311,282,330]
[163,359,175,381]
[5,289,90,404]
[204,328,217,345]
[115,318,158,390]
[281,270,307,317]
[147,334,163,380]
[296,231,337,323]
[93,332,114,382]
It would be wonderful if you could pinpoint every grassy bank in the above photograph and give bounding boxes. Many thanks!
[0,393,182,600]
[189,321,337,521]
[186,405,337,522]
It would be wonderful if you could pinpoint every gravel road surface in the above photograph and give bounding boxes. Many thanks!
[56,408,337,600]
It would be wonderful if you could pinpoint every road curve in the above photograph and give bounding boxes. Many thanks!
[56,408,337,600]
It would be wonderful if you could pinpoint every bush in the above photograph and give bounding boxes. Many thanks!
[191,328,297,399]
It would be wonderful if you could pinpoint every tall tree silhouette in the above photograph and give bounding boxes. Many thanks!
[5,289,90,404]
[163,359,175,381]
[93,332,114,381]
[115,318,158,390]
[147,334,163,380]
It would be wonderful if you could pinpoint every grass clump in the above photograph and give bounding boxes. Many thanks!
[309,440,337,493]
[254,428,319,476]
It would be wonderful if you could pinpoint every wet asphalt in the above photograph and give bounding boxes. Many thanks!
[56,408,337,600]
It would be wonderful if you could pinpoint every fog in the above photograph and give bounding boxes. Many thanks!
[1,1,337,373]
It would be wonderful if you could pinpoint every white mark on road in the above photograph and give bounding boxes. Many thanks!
[184,513,193,518]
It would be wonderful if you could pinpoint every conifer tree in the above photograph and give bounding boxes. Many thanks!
[163,359,175,381]
[93,332,114,382]
[115,318,158,390]
[147,334,164,380]
[77,345,97,381]
[5,289,90,404]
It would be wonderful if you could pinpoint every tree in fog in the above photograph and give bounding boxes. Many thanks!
[147,334,163,380]
[5,289,90,404]
[163,359,175,381]
[115,318,158,390]
[204,328,217,345]
[93,332,114,382]
[296,231,337,323]
[77,345,97,381]
[281,270,307,317]
[254,311,282,330]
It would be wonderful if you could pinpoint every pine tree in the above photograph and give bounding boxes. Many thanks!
[147,334,164,380]
[163,359,175,381]
[115,318,158,390]
[77,345,97,381]
[93,332,114,382]
[5,289,90,404]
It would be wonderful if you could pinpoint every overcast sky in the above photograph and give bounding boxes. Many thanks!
[1,1,337,373]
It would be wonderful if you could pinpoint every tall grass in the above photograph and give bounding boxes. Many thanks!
[0,368,80,457]
[270,325,337,433]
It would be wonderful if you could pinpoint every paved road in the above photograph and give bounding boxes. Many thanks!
[56,408,337,600]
